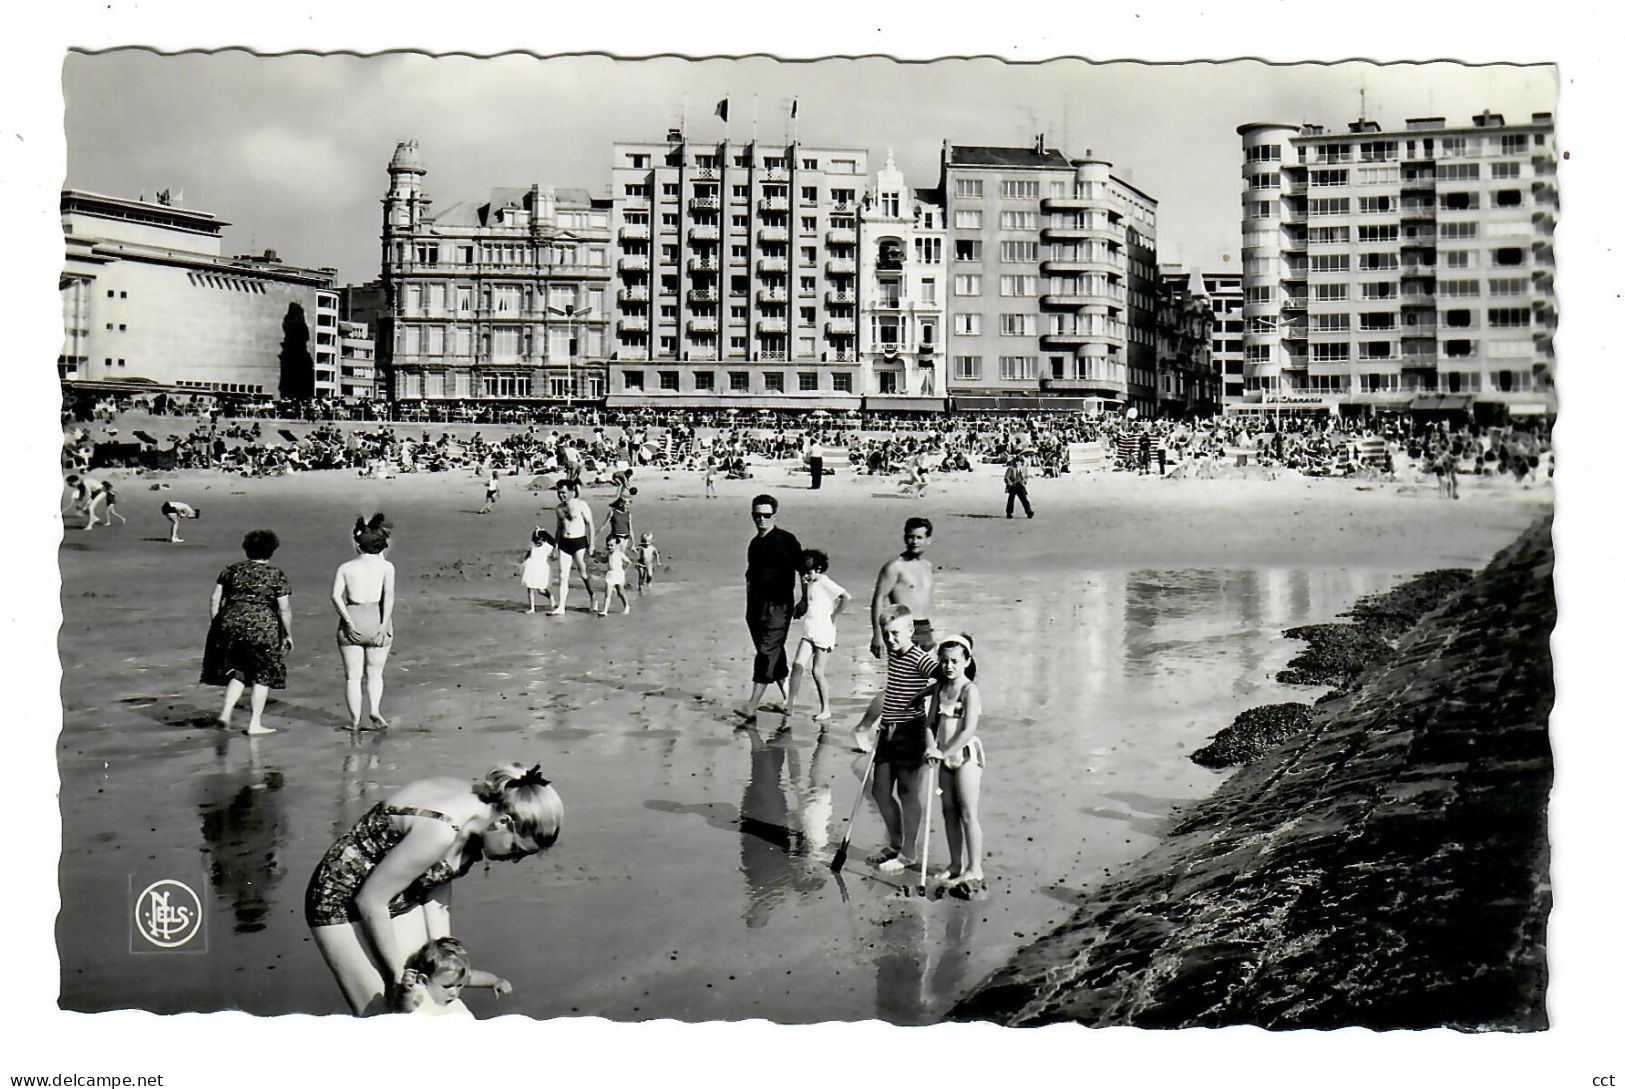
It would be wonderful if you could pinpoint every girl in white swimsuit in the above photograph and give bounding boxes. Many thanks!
[925,633,985,896]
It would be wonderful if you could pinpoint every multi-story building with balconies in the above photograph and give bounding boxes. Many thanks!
[313,289,340,398]
[59,190,336,397]
[1200,270,1245,407]
[857,153,948,411]
[607,133,869,408]
[338,320,378,399]
[379,141,614,404]
[940,139,1158,412]
[1155,265,1219,417]
[1237,110,1556,420]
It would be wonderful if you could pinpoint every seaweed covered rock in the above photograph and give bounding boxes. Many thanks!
[1276,623,1396,688]
[1341,568,1473,637]
[1191,703,1316,768]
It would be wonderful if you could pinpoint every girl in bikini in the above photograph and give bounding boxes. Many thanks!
[551,479,597,615]
[333,516,396,730]
[924,633,986,897]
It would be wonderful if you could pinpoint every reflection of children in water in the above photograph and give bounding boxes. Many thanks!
[737,725,831,928]
[873,888,983,1025]
[196,740,287,934]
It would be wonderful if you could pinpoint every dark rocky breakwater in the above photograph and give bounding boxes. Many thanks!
[952,517,1554,1030]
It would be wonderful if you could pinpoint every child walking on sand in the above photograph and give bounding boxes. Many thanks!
[521,527,556,614]
[704,456,718,498]
[598,536,632,616]
[785,549,850,722]
[864,604,940,875]
[635,533,661,592]
[478,471,501,514]
[97,480,126,526]
[924,633,986,897]
[396,937,512,1018]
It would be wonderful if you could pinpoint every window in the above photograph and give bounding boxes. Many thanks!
[1438,162,1479,181]
[913,238,942,264]
[1251,201,1275,218]
[954,314,982,335]
[999,274,1038,296]
[1310,254,1350,273]
[1358,225,1399,243]
[1001,240,1039,262]
[1309,197,1349,216]
[1359,313,1396,331]
[693,371,715,391]
[955,178,983,199]
[1492,162,1522,180]
[1309,226,1350,244]
[1359,253,1399,271]
[1361,281,1397,300]
[801,187,818,203]
[953,355,981,379]
[732,185,749,198]
[954,274,982,297]
[624,370,644,391]
[1000,180,1039,199]
[1444,309,1474,328]
[920,277,937,304]
[1312,314,1350,332]
[1501,134,1529,156]
[1488,277,1528,297]
[1488,308,1532,328]
[1445,251,1477,269]
[729,371,750,391]
[1438,279,1481,297]
[1443,339,1475,359]
[1439,221,1479,240]
[1495,189,1524,207]
[1250,172,1281,191]
[661,183,680,198]
[997,355,1037,379]
[657,370,679,391]
[832,373,853,393]
[1245,285,1276,304]
[1311,343,1349,362]
[1357,195,1393,215]
[798,372,818,392]
[764,372,784,393]
[999,314,1037,336]
[1441,191,1478,211]
[1310,169,1348,187]
[954,209,983,229]
[999,211,1040,231]
[1247,344,1273,362]
[1493,247,1526,267]
[955,239,982,262]
[1246,144,1282,162]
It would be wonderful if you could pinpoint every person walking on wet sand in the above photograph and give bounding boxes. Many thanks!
[737,493,803,723]
[201,529,293,735]
[1004,455,1033,519]
[551,479,597,614]
[853,516,937,753]
[95,480,126,527]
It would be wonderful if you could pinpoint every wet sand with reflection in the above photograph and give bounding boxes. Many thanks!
[57,461,1548,1020]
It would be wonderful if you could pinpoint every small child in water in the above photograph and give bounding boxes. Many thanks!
[521,527,556,614]
[785,548,850,722]
[396,937,512,1018]
[635,532,662,592]
[598,536,632,616]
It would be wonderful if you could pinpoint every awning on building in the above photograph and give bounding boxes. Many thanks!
[1506,403,1553,417]
[1411,395,1474,412]
[861,396,949,413]
[951,395,1107,412]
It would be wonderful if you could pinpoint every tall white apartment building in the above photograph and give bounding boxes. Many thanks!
[857,153,948,409]
[1200,271,1245,406]
[379,141,614,404]
[607,134,868,408]
[313,288,340,398]
[1237,110,1556,419]
[941,139,1158,412]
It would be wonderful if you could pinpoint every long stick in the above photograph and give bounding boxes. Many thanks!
[830,741,882,873]
[916,760,936,896]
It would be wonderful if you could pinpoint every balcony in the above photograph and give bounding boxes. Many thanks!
[758,256,788,274]
[618,287,649,304]
[1040,196,1088,212]
[826,258,856,276]
[618,224,650,241]
[1401,323,1438,337]
[760,167,790,182]
[618,316,649,333]
[758,226,788,244]
[758,196,789,214]
[874,258,903,277]
[1041,375,1127,395]
[618,255,649,272]
[689,196,720,213]
[1041,293,1088,310]
[873,296,903,311]
[1402,351,1439,366]
[757,317,787,335]
[1401,261,1437,276]
[686,317,718,335]
[1040,332,1086,349]
[1041,256,1116,275]
[826,227,856,246]
[825,289,855,306]
[757,287,787,305]
[687,255,720,273]
[689,166,718,180]
[689,225,719,243]
[1400,172,1437,190]
[826,318,856,337]
[688,287,718,303]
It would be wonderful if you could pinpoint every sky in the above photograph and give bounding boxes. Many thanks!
[62,51,1557,285]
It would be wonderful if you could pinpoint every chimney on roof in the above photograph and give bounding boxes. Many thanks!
[1035,133,1046,154]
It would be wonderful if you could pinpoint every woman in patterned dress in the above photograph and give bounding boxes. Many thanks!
[304,763,562,1015]
[201,529,293,735]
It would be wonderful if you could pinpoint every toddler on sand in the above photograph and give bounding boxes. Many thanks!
[598,537,632,616]
[636,533,662,592]
[396,937,512,1018]
[521,527,556,614]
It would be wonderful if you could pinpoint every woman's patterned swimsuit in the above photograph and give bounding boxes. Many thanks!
[304,803,475,927]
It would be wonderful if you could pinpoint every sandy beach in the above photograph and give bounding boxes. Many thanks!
[55,451,1550,1021]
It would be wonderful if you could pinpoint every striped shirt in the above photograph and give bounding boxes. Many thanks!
[882,644,940,723]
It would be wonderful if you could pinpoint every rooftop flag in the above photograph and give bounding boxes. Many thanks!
[715,98,729,122]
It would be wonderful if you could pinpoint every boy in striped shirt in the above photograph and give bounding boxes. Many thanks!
[868,604,941,873]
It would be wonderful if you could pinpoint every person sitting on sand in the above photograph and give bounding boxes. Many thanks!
[923,633,986,898]
[864,605,941,875]
[333,517,396,731]
[162,499,200,543]
[396,937,512,1018]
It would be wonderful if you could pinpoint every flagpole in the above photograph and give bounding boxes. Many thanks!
[751,94,759,147]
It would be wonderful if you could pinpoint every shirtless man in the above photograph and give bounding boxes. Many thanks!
[853,516,936,752]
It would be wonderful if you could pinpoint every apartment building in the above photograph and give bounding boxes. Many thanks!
[1200,271,1245,405]
[1155,265,1220,417]
[607,134,869,409]
[379,141,614,404]
[1237,110,1557,420]
[60,190,336,397]
[857,153,948,410]
[313,289,340,398]
[338,320,378,399]
[940,140,1158,412]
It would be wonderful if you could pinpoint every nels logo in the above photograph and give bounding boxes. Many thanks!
[132,878,205,951]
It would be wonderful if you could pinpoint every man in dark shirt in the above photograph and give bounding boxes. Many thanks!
[739,493,803,723]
